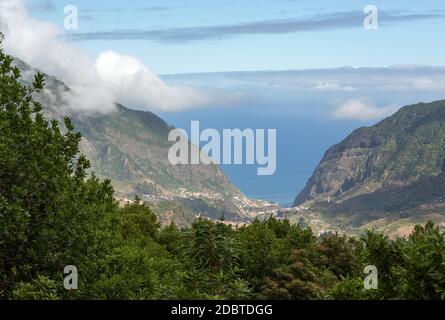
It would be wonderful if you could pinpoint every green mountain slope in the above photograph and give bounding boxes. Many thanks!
[71,104,240,199]
[294,100,445,231]
[13,58,275,221]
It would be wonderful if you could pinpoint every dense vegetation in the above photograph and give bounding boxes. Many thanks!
[1,37,445,300]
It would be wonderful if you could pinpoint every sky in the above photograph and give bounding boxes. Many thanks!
[3,0,445,204]
[27,0,445,74]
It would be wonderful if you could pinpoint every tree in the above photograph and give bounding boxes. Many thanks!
[393,222,445,299]
[263,248,334,300]
[0,34,116,298]
[236,219,280,292]
[360,230,400,298]
[315,233,360,279]
[119,201,160,241]
[181,219,250,299]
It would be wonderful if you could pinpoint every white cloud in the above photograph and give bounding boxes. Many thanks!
[95,51,209,111]
[334,99,397,121]
[312,81,355,91]
[0,0,206,113]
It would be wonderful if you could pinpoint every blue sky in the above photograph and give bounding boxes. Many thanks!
[28,0,445,74]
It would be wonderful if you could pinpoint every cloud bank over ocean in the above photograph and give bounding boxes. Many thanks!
[162,66,445,121]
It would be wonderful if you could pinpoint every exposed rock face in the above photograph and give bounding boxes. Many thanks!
[294,100,445,213]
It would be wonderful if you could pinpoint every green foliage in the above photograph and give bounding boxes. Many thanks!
[119,200,160,241]
[392,222,445,299]
[316,233,361,279]
[360,230,400,298]
[263,248,332,300]
[0,35,115,297]
[12,276,60,300]
[327,277,375,300]
[187,219,239,273]
[176,219,251,299]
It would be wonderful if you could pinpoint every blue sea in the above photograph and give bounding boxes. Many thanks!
[160,109,360,206]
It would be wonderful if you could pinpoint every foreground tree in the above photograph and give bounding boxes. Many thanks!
[0,34,116,298]
[393,222,445,299]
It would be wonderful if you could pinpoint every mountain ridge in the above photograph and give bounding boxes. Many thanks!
[293,99,445,232]
[13,57,280,223]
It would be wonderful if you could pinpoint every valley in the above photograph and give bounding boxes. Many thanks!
[13,58,445,239]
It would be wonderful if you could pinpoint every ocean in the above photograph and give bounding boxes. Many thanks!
[160,109,360,206]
